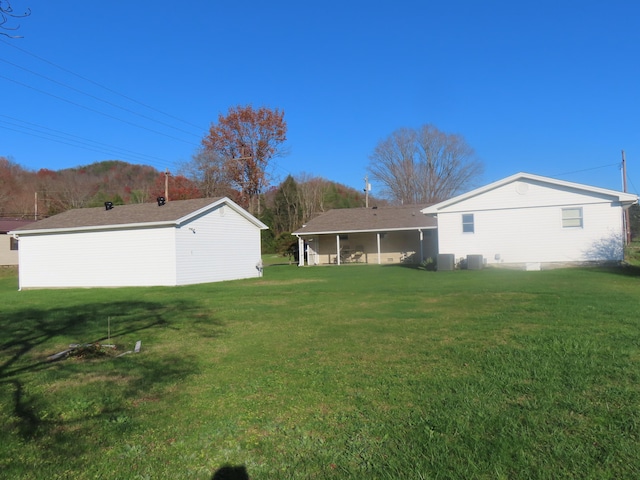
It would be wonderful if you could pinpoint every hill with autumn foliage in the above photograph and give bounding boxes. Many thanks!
[0,157,385,251]
[0,158,195,218]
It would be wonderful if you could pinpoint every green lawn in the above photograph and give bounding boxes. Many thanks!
[1,264,639,479]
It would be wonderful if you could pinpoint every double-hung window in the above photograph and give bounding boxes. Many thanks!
[462,213,475,233]
[562,208,583,228]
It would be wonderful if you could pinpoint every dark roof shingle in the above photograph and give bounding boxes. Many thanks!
[293,204,436,235]
[10,198,224,232]
[0,218,35,233]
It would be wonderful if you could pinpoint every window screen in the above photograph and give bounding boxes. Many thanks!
[462,214,474,233]
[562,208,583,228]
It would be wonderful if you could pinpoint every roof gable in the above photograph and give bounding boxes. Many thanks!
[293,204,436,235]
[422,172,638,214]
[10,197,267,235]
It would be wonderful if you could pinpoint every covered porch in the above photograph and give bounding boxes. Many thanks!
[296,228,437,266]
[292,205,438,267]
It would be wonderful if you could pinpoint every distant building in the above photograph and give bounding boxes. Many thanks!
[1,218,35,266]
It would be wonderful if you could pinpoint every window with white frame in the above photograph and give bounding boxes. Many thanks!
[562,207,583,228]
[462,213,475,233]
[10,237,18,250]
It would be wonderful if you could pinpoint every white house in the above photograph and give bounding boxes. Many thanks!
[421,173,638,269]
[8,197,268,289]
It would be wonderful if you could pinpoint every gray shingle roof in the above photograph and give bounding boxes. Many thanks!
[293,204,436,235]
[0,218,35,233]
[10,198,224,232]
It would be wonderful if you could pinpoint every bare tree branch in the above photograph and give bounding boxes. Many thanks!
[0,1,31,38]
[296,172,329,222]
[368,124,483,204]
[181,148,237,199]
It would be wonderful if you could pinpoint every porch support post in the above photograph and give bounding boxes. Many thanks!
[419,229,424,264]
[376,233,381,265]
[336,234,341,265]
[297,236,305,267]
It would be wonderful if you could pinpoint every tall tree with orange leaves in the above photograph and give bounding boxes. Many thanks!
[201,105,287,214]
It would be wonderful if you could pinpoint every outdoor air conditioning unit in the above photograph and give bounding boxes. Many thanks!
[467,254,484,270]
[437,254,455,271]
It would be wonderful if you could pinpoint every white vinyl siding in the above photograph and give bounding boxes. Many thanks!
[14,198,266,289]
[434,179,626,265]
[18,227,176,289]
[175,204,263,285]
[443,178,616,211]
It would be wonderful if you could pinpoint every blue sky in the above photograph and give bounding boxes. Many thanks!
[1,0,639,195]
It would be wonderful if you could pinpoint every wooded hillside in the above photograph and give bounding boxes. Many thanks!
[0,157,384,252]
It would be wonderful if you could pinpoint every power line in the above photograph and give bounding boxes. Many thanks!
[550,161,640,195]
[551,162,620,179]
[0,56,203,139]
[0,38,207,171]
[0,123,173,169]
[0,38,207,131]
[0,40,292,183]
[0,73,200,147]
[0,114,176,168]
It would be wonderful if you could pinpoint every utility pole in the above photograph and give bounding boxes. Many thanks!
[364,176,371,208]
[622,150,631,244]
[164,169,170,202]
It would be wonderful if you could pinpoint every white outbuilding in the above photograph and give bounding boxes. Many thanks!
[8,197,268,289]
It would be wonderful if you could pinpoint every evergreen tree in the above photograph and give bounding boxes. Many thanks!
[273,175,301,234]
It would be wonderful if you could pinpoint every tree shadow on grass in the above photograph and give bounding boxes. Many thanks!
[586,264,640,278]
[211,465,250,480]
[580,233,640,277]
[0,299,220,465]
[618,264,640,276]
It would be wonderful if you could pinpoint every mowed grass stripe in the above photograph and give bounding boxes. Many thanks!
[1,264,639,479]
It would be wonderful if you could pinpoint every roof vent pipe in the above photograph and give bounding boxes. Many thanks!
[157,196,166,206]
[104,202,114,210]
